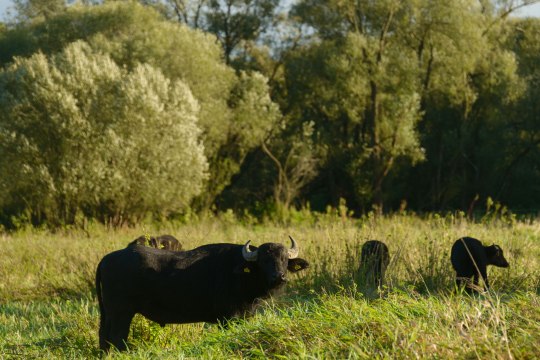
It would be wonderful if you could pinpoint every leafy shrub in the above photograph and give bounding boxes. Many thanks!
[0,41,207,226]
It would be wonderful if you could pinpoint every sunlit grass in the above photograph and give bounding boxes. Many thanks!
[0,213,539,358]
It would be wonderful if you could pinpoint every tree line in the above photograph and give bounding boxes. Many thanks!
[0,0,539,227]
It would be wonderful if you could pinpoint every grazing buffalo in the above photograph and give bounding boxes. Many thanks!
[450,237,509,293]
[95,236,309,352]
[128,234,182,251]
[359,240,390,287]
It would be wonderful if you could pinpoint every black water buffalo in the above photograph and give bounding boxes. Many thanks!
[450,236,509,293]
[128,234,182,251]
[359,240,390,287]
[95,236,309,352]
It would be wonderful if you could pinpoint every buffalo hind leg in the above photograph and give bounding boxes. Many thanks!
[108,312,134,352]
[455,277,463,291]
[99,314,112,352]
[456,276,475,294]
[471,274,481,293]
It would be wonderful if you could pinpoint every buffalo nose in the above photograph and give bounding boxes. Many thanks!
[272,272,286,284]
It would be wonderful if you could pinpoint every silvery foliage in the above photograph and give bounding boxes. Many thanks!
[0,41,208,223]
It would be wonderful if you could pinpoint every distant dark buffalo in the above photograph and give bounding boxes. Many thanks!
[95,236,309,352]
[128,234,182,251]
[359,240,390,287]
[450,237,509,293]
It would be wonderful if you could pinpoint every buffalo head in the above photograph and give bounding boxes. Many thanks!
[238,236,309,288]
[485,244,510,268]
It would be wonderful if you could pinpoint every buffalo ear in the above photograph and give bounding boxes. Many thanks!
[234,262,256,275]
[287,258,309,273]
[485,245,497,257]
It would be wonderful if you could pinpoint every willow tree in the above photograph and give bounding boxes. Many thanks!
[0,41,207,226]
[0,1,280,211]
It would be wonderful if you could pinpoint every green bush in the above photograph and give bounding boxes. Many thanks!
[0,2,280,211]
[0,41,207,226]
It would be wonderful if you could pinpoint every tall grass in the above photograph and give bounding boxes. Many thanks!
[0,213,539,358]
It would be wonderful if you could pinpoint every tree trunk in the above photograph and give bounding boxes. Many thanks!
[367,79,383,214]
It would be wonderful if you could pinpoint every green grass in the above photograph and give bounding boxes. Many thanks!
[1,214,539,358]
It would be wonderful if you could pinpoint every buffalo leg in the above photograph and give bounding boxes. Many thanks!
[455,277,463,291]
[480,267,490,290]
[99,315,112,352]
[471,274,480,293]
[456,276,474,294]
[109,312,134,351]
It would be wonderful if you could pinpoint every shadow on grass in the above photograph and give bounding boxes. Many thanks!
[285,260,529,304]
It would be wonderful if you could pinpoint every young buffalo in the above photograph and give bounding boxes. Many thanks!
[128,234,182,251]
[450,237,509,293]
[359,240,390,288]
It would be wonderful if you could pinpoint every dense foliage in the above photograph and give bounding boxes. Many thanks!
[0,2,278,225]
[0,0,539,226]
[0,41,207,225]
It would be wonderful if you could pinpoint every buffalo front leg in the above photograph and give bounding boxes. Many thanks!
[480,266,490,291]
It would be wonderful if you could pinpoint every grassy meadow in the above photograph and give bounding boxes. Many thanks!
[1,213,539,358]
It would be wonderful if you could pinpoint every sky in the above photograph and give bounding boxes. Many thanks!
[514,1,540,16]
[0,0,11,20]
[1,0,540,21]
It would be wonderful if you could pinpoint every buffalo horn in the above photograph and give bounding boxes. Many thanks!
[242,240,258,262]
[288,235,299,259]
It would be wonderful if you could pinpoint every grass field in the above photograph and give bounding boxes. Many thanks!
[1,213,539,358]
